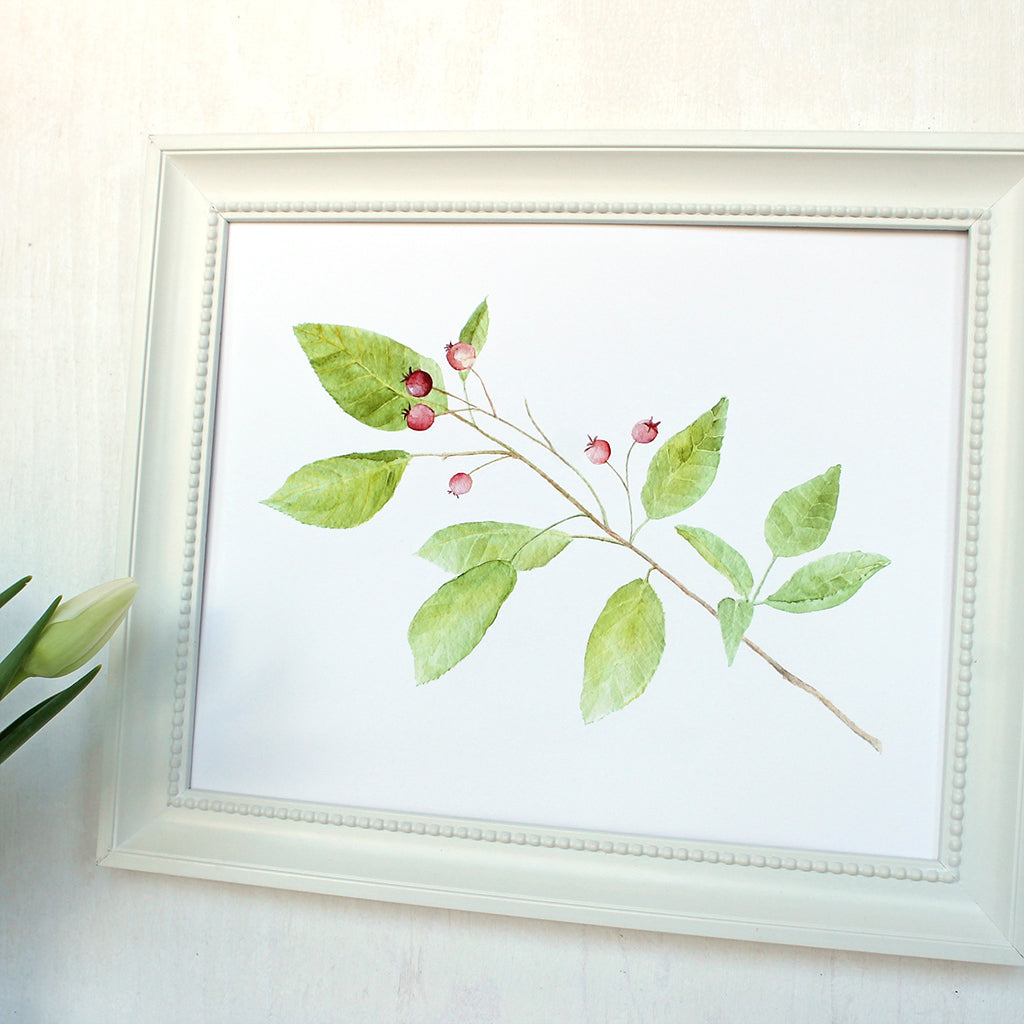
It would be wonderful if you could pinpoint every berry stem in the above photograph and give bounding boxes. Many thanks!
[623,440,638,539]
[605,460,634,536]
[468,454,512,475]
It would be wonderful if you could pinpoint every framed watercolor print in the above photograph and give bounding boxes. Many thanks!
[100,133,1024,963]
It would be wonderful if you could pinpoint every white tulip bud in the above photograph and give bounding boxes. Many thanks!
[20,578,138,679]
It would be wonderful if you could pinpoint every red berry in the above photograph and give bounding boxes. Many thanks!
[403,368,433,398]
[445,341,477,371]
[585,436,611,464]
[404,404,435,431]
[448,472,472,497]
[631,418,660,444]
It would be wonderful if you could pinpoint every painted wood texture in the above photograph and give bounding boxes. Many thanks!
[3,0,1024,1020]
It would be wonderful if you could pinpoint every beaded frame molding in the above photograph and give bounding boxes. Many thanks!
[100,133,1024,963]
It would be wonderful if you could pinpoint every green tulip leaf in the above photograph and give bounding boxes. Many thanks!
[641,398,728,519]
[262,451,410,529]
[764,551,890,613]
[764,465,841,558]
[0,577,31,612]
[293,324,448,431]
[416,521,571,573]
[718,597,754,666]
[457,298,489,377]
[0,665,101,765]
[408,560,517,684]
[675,525,754,597]
[581,579,665,724]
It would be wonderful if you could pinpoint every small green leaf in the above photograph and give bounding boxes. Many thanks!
[718,597,754,666]
[581,579,665,724]
[675,526,754,596]
[0,577,31,612]
[262,451,410,528]
[764,465,841,558]
[458,299,489,376]
[0,665,101,765]
[641,398,728,520]
[293,324,448,431]
[764,551,890,613]
[416,521,571,573]
[408,560,517,684]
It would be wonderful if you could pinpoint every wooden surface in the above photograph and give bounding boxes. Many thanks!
[3,1,1024,1019]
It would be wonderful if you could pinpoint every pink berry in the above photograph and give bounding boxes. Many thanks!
[585,436,611,464]
[448,472,473,497]
[631,418,660,444]
[404,404,435,431]
[445,341,477,371]
[403,368,433,398]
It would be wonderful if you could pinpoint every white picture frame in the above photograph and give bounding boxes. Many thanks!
[99,132,1024,963]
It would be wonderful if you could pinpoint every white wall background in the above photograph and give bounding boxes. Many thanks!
[2,1,1023,1020]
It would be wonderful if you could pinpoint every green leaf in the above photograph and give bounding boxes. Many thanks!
[0,577,31,612]
[0,665,101,766]
[764,465,841,558]
[675,526,754,596]
[262,451,410,528]
[457,298,489,376]
[293,324,448,431]
[416,521,571,573]
[763,551,890,613]
[0,595,60,700]
[641,398,728,520]
[408,560,517,684]
[581,579,665,724]
[718,597,754,666]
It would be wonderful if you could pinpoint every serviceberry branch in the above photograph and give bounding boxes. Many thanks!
[443,406,881,752]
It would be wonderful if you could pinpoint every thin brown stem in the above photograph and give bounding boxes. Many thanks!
[740,636,882,752]
[471,369,497,416]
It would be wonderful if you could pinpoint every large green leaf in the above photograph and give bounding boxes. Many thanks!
[641,398,728,520]
[416,521,571,573]
[262,451,410,528]
[457,299,489,377]
[0,665,101,765]
[763,551,890,613]
[408,560,517,684]
[717,597,754,666]
[293,324,448,431]
[764,465,841,558]
[675,525,753,596]
[581,579,665,723]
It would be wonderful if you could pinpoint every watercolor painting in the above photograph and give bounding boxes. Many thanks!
[263,298,890,751]
[190,221,964,855]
